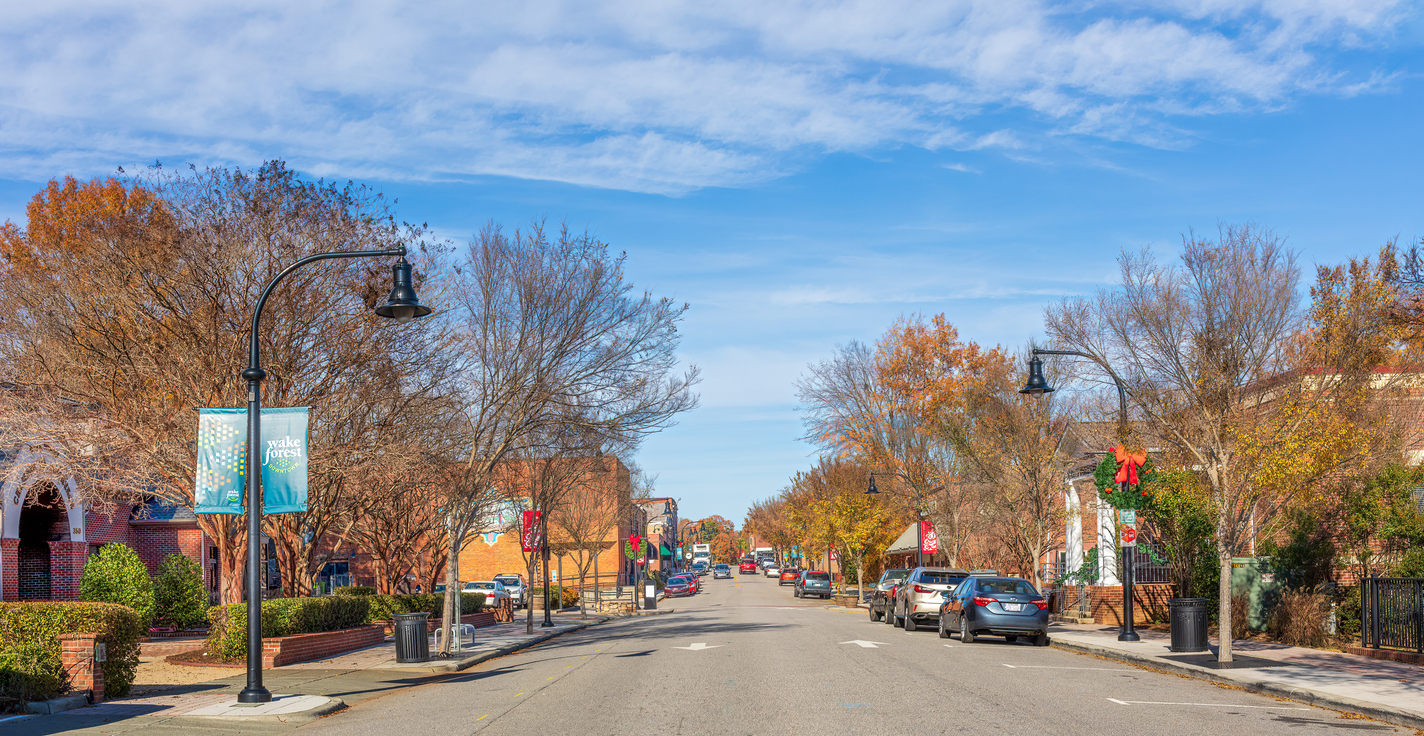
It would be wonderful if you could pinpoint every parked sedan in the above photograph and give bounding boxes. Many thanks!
[461,580,510,603]
[868,568,909,622]
[739,561,758,575]
[940,576,1050,645]
[794,570,832,599]
[891,567,968,632]
[664,575,695,598]
[713,564,732,579]
[778,568,800,586]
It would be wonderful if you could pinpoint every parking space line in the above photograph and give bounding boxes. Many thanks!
[1106,698,1309,710]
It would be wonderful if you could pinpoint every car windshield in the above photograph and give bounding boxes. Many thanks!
[805,572,830,581]
[919,572,964,585]
[882,570,908,581]
[468,582,494,590]
[977,579,1038,595]
[494,577,519,586]
[715,565,729,570]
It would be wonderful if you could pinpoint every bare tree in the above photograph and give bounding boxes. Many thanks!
[1044,224,1397,661]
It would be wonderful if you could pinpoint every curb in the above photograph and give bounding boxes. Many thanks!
[26,693,89,715]
[385,618,608,674]
[189,696,347,722]
[1051,637,1424,731]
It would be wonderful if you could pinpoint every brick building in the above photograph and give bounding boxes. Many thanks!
[1,447,214,602]
[640,497,679,573]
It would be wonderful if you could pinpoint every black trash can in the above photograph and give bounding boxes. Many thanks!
[1168,598,1209,653]
[393,612,431,663]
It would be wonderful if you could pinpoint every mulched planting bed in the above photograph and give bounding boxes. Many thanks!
[167,649,243,668]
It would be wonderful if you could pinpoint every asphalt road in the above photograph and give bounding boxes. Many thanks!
[288,573,1393,736]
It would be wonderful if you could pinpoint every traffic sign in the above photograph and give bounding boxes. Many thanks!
[1119,509,1136,525]
[1120,522,1138,547]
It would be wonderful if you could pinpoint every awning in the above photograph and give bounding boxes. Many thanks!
[660,545,672,556]
[884,522,920,555]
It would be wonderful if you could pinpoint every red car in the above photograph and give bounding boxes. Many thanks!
[739,562,757,574]
[779,568,800,586]
[664,575,694,597]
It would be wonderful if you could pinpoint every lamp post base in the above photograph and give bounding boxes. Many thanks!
[237,686,273,704]
[1117,631,1141,642]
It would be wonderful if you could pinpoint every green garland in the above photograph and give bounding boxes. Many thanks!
[1093,449,1155,510]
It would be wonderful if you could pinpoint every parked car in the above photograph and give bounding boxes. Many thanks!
[940,576,1050,645]
[494,574,527,608]
[891,567,969,631]
[778,567,800,586]
[664,575,695,598]
[462,580,510,603]
[794,570,832,599]
[739,561,758,575]
[713,564,732,579]
[868,568,909,622]
[763,563,781,578]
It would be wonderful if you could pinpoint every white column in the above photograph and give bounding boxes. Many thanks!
[1065,479,1083,573]
[1097,501,1120,586]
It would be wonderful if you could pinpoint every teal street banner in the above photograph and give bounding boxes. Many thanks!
[194,407,310,514]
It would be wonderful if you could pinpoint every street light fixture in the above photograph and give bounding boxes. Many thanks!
[237,245,429,705]
[1018,348,1140,643]
[866,472,926,568]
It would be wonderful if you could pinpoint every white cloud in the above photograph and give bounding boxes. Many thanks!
[0,0,1411,193]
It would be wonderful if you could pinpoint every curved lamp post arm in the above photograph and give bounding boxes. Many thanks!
[1031,348,1131,442]
[246,246,406,373]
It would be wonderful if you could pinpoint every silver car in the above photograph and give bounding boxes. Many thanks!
[891,567,968,632]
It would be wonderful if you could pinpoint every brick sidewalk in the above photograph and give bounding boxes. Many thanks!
[1048,622,1424,730]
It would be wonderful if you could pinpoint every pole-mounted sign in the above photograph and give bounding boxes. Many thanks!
[521,510,544,552]
[195,407,309,514]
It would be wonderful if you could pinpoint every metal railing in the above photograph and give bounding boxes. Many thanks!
[1362,577,1424,653]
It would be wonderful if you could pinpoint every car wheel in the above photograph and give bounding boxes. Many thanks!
[1005,635,1018,643]
[870,604,880,622]
[893,603,905,628]
[904,614,917,632]
[959,615,974,644]
[1034,632,1050,647]
[938,615,950,638]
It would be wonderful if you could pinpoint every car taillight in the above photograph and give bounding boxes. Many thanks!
[973,596,995,607]
[914,585,934,594]
[1031,599,1048,610]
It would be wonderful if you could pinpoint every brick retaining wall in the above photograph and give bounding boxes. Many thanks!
[259,624,386,668]
[1056,584,1174,626]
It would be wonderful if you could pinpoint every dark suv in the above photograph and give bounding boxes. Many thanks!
[868,568,908,622]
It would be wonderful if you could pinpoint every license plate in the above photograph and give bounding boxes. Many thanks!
[1003,603,1022,612]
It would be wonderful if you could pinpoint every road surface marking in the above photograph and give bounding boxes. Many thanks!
[546,676,555,680]
[672,643,721,651]
[514,693,524,697]
[840,640,888,648]
[1004,664,1130,671]
[1106,698,1308,710]
[476,715,489,722]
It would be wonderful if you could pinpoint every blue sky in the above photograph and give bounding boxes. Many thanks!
[2,1,1422,524]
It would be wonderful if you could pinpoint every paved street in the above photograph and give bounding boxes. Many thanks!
[294,575,1390,735]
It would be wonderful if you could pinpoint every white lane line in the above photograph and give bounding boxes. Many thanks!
[1003,664,1131,671]
[1106,698,1309,710]
[942,644,955,648]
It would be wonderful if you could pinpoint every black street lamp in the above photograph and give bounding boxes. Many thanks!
[1019,348,1140,643]
[866,472,926,568]
[237,247,429,705]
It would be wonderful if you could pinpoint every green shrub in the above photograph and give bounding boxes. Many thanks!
[207,596,371,660]
[1391,548,1424,578]
[80,544,156,628]
[529,587,578,608]
[0,602,144,699]
[365,593,484,623]
[335,586,377,596]
[0,642,66,709]
[153,554,207,630]
[1335,586,1362,637]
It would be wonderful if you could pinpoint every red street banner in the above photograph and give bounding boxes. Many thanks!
[521,510,543,552]
[921,520,939,554]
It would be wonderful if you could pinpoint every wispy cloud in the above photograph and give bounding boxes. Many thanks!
[0,0,1411,193]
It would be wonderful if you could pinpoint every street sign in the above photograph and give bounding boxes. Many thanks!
[1119,509,1136,525]
[1121,522,1138,547]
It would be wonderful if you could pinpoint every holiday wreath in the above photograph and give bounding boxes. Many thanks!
[1093,445,1154,510]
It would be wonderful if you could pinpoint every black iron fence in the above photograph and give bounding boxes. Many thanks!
[1361,577,1424,653]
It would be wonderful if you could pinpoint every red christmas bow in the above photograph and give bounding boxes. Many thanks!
[1112,446,1147,486]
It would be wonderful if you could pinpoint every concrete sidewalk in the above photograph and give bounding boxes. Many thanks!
[19,616,607,727]
[1049,622,1424,730]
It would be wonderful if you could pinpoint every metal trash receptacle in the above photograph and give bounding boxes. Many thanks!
[1168,598,1209,652]
[394,612,431,663]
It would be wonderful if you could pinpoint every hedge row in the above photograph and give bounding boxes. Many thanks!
[0,602,144,700]
[207,593,486,659]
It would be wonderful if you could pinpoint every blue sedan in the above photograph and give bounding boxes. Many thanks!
[939,576,1050,646]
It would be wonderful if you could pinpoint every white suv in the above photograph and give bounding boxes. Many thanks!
[892,567,968,632]
[494,574,526,608]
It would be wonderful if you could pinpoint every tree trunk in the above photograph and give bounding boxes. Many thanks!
[1217,532,1233,663]
[856,548,864,604]
[441,535,459,657]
